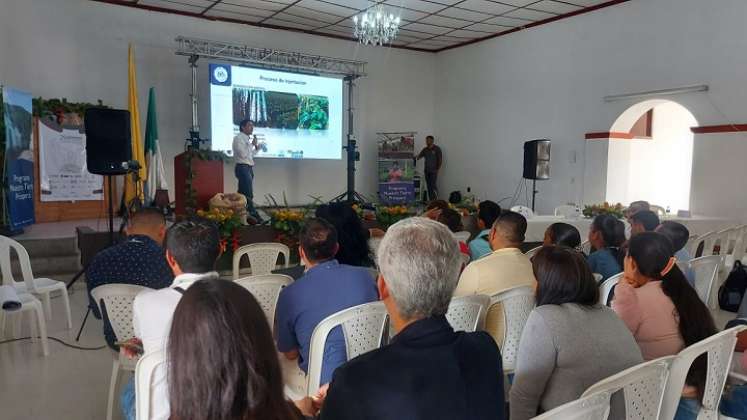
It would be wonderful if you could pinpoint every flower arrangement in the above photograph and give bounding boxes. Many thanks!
[352,203,376,221]
[197,208,243,253]
[270,208,306,235]
[582,202,624,219]
[376,205,412,227]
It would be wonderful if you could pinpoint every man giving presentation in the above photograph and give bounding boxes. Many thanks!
[416,135,442,201]
[233,119,262,222]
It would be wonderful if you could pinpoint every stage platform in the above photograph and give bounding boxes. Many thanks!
[15,217,122,240]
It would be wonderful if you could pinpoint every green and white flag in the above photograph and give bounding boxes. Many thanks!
[144,87,168,204]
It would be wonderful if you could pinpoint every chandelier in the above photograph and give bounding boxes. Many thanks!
[352,5,401,46]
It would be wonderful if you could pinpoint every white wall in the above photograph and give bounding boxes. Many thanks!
[606,102,696,211]
[435,0,747,216]
[0,0,436,206]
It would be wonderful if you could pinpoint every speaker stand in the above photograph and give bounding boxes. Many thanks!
[531,179,538,213]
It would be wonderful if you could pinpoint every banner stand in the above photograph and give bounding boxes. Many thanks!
[1,86,35,232]
[377,132,416,205]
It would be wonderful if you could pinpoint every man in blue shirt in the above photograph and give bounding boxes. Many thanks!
[276,218,378,385]
[86,208,173,349]
[468,200,502,260]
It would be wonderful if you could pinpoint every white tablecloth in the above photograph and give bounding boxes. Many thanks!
[524,215,738,243]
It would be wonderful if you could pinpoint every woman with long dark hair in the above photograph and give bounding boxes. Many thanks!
[315,203,375,267]
[543,223,582,249]
[510,247,642,420]
[587,214,626,281]
[612,232,717,420]
[168,280,303,420]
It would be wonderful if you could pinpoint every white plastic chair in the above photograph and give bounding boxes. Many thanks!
[593,273,603,284]
[0,235,72,330]
[582,356,674,420]
[490,285,535,373]
[235,274,292,329]
[530,391,611,420]
[525,245,542,260]
[232,242,290,278]
[650,205,667,216]
[453,231,471,243]
[511,205,534,219]
[91,284,151,420]
[446,294,490,332]
[303,301,389,397]
[580,240,592,255]
[599,273,622,306]
[659,326,747,420]
[0,292,49,356]
[368,237,382,258]
[134,349,166,420]
[689,256,721,308]
[685,235,699,257]
[555,205,581,219]
[724,226,747,272]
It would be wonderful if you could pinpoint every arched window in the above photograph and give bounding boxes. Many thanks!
[605,100,697,212]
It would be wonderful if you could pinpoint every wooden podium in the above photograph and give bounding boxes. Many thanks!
[174,152,224,215]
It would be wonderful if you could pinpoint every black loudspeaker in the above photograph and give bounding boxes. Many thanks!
[85,108,132,175]
[523,139,551,180]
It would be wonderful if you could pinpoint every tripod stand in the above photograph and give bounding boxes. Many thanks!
[331,76,369,204]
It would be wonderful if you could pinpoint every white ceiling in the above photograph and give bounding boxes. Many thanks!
[93,0,628,51]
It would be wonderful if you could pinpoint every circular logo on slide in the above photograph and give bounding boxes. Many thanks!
[213,66,229,83]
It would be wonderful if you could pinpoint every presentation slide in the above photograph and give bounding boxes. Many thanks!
[209,64,343,160]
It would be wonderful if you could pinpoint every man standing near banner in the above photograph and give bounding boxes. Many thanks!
[232,119,262,222]
[416,135,442,202]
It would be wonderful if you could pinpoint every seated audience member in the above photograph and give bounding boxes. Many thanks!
[657,221,695,285]
[123,218,222,420]
[468,200,502,260]
[587,214,625,281]
[276,218,379,386]
[86,208,173,349]
[168,280,303,420]
[543,222,582,249]
[315,203,375,267]
[510,247,642,420]
[437,207,471,259]
[612,232,717,420]
[630,209,661,236]
[424,199,450,219]
[624,200,650,219]
[455,211,535,345]
[315,218,505,420]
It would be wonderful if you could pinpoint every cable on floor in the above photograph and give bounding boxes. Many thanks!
[0,335,106,351]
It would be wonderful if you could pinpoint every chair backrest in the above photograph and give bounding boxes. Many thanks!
[453,231,471,243]
[691,231,717,258]
[446,294,490,332]
[582,356,674,420]
[235,274,292,328]
[593,273,603,284]
[659,326,746,420]
[490,285,535,371]
[91,284,151,342]
[0,235,35,291]
[306,301,388,395]
[731,225,747,263]
[716,228,736,256]
[135,349,167,420]
[598,273,622,306]
[232,242,290,279]
[554,205,581,218]
[511,205,534,219]
[531,391,611,420]
[689,255,721,305]
[685,235,699,258]
[525,245,542,260]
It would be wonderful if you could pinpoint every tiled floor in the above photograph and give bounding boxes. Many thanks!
[0,283,116,420]
[0,279,740,420]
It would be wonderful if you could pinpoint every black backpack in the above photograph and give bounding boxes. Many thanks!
[718,260,747,312]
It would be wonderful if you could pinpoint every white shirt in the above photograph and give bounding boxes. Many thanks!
[132,271,219,420]
[232,132,258,166]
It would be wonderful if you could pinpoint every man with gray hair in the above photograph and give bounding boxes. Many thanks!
[315,217,505,420]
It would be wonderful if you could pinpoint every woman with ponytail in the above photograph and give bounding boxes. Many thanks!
[612,232,717,420]
[587,214,626,281]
